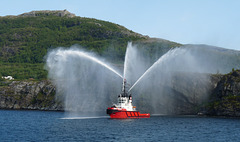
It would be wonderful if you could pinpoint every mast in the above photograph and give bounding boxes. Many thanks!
[122,78,130,97]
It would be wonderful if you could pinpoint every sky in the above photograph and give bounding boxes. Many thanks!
[1,0,240,50]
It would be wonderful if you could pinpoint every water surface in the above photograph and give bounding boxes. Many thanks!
[0,110,239,141]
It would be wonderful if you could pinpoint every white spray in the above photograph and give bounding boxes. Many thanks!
[128,48,186,92]
[45,43,238,115]
[46,46,122,114]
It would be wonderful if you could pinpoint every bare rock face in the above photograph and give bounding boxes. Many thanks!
[169,73,221,114]
[207,70,240,117]
[19,10,76,18]
[0,80,63,111]
[0,70,239,117]
[136,72,222,115]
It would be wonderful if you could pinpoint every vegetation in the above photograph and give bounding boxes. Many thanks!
[0,11,180,80]
[0,15,143,63]
[0,63,47,80]
[206,69,240,116]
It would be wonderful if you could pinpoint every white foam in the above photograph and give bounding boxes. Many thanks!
[60,116,109,119]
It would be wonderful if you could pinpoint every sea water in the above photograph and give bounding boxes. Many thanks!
[0,110,240,141]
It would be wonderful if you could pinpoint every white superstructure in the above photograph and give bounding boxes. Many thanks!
[112,79,136,111]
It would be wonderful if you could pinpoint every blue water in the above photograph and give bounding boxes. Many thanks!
[0,110,240,142]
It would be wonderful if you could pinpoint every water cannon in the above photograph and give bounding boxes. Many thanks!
[122,78,127,93]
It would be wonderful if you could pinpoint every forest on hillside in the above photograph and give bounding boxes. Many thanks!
[0,11,180,80]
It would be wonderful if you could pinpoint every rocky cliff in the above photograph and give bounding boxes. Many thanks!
[1,70,240,117]
[0,80,63,111]
[206,70,240,117]
[134,72,222,115]
[18,10,76,17]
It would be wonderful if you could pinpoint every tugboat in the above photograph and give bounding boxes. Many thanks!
[106,79,150,119]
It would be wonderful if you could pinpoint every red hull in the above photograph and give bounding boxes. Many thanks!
[107,108,150,119]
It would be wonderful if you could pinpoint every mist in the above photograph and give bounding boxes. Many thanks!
[45,46,122,116]
[45,43,239,115]
[123,43,238,114]
[126,45,211,114]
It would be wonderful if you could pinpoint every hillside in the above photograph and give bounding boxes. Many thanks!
[2,70,240,117]
[0,80,63,111]
[0,10,147,63]
[206,70,240,117]
[180,44,240,74]
[1,10,240,116]
[0,10,180,80]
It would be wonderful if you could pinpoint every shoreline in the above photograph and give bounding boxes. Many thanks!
[1,109,239,119]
